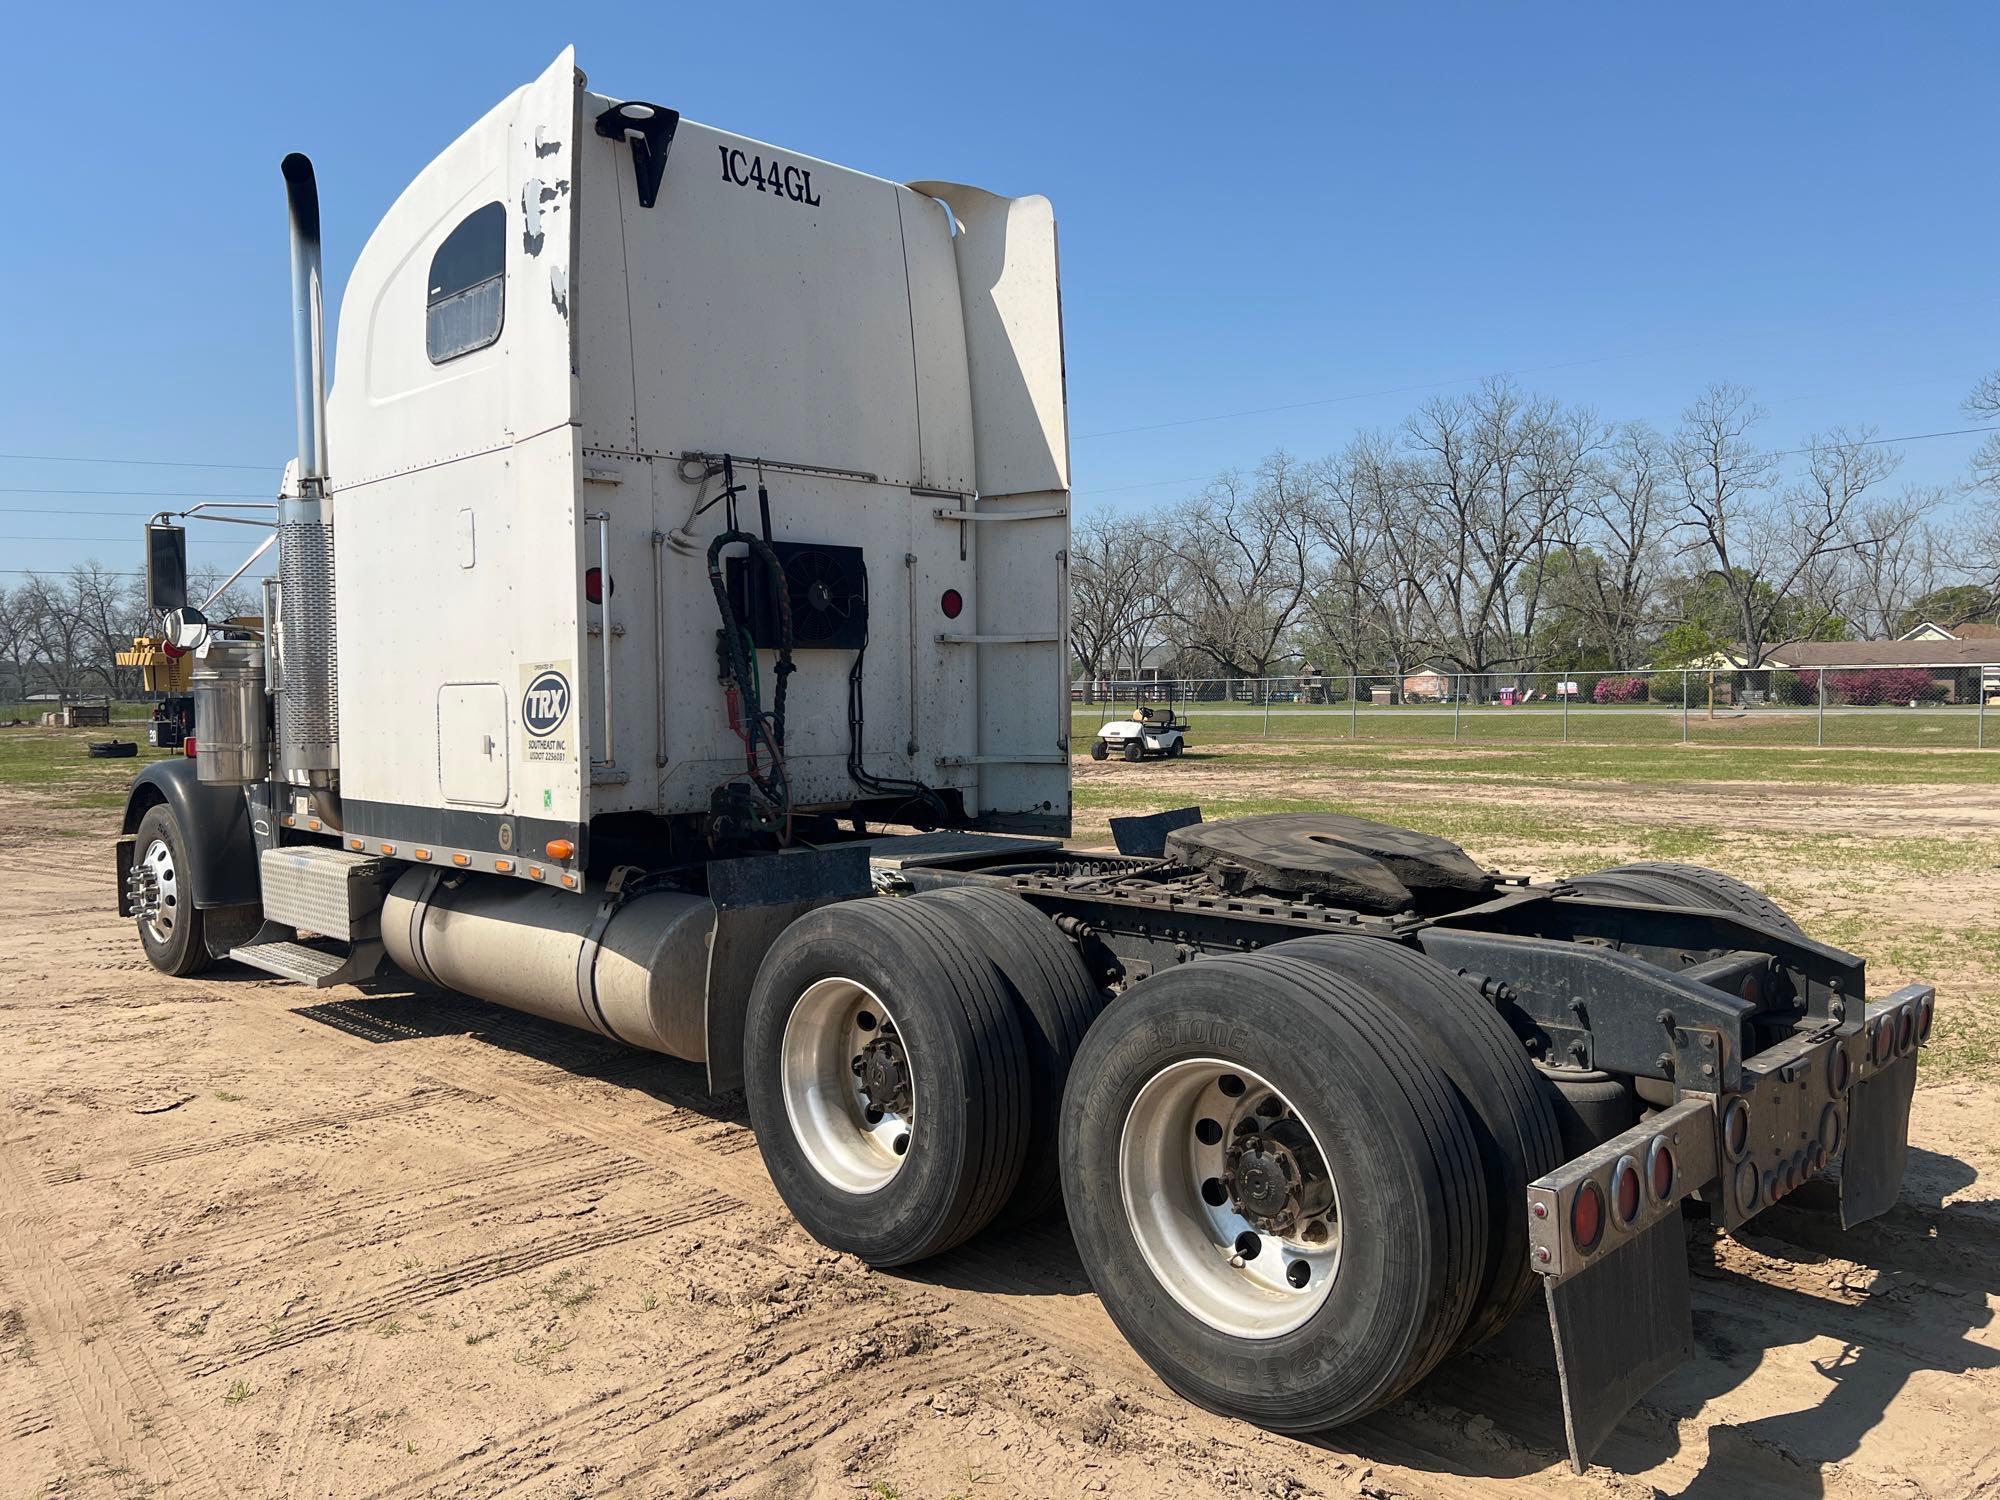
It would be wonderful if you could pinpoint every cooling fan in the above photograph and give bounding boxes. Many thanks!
[727,540,870,650]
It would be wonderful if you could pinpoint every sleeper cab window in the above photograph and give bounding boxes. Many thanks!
[426,201,506,363]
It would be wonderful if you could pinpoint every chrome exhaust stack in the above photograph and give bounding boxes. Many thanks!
[275,153,341,786]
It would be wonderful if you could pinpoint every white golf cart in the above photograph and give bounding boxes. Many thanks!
[1090,704,1190,761]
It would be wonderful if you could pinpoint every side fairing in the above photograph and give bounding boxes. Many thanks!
[326,50,589,870]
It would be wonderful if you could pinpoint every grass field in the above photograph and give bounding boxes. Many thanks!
[1073,738,2000,1082]
[1072,702,1999,750]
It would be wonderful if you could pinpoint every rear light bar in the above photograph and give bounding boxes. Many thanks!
[1528,982,1935,1277]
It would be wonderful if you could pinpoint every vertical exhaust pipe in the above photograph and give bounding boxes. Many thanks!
[281,153,329,488]
[275,152,341,786]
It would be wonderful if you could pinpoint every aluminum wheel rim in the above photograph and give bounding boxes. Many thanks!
[780,978,916,1195]
[138,836,180,946]
[1118,1058,1340,1339]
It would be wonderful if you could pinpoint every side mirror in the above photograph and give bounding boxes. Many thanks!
[161,605,211,652]
[146,524,188,612]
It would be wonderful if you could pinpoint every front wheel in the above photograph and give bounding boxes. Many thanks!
[1090,739,1110,761]
[131,803,211,977]
[1060,953,1488,1432]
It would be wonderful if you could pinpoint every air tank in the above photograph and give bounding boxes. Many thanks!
[381,868,715,1060]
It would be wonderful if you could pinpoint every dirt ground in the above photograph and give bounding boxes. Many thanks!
[4,758,1999,1499]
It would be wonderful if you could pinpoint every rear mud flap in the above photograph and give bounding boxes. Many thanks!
[1547,1212,1691,1472]
[1840,1049,1917,1228]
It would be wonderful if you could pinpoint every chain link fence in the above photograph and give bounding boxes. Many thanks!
[1072,663,2000,751]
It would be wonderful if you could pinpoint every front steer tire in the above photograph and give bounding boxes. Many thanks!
[132,803,212,978]
[743,898,1031,1267]
[1060,953,1489,1432]
[1090,739,1110,761]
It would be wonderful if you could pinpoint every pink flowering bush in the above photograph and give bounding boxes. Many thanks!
[1592,675,1647,704]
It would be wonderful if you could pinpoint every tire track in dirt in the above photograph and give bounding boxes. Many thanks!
[149,1151,651,1301]
[181,1194,739,1378]
[0,1142,236,1500]
[125,1087,475,1168]
[142,1137,619,1263]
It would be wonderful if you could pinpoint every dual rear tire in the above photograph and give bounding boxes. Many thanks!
[741,887,1105,1266]
[744,896,1586,1434]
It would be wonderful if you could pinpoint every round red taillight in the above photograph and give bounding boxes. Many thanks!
[1611,1157,1641,1226]
[1918,993,1934,1043]
[584,567,607,605]
[1722,1098,1750,1159]
[1895,1006,1915,1055]
[1648,1139,1676,1202]
[1871,1019,1892,1066]
[1828,1044,1850,1095]
[1820,1102,1843,1158]
[1571,1180,1605,1254]
[940,588,964,620]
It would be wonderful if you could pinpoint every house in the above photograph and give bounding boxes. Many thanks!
[1898,620,2000,644]
[1401,666,1451,702]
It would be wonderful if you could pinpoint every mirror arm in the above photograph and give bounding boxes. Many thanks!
[199,533,278,613]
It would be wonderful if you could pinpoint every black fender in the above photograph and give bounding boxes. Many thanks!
[119,758,261,909]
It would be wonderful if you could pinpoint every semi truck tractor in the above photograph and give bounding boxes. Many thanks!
[116,49,1932,1472]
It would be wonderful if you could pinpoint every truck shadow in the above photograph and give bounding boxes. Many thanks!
[284,971,749,1127]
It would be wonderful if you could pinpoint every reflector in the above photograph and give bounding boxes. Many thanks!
[1571,1179,1605,1252]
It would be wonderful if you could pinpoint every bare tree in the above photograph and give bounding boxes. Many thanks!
[1967,369,2000,497]
[1562,422,1674,667]
[1402,379,1599,678]
[1070,512,1173,695]
[1668,385,1897,664]
[1161,457,1314,680]
[1831,487,1947,639]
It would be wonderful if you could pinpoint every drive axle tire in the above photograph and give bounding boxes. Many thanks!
[913,886,1108,1222]
[743,898,1031,1267]
[1090,739,1110,761]
[1060,953,1488,1432]
[1273,935,1560,1350]
[1569,861,1804,938]
[132,803,212,977]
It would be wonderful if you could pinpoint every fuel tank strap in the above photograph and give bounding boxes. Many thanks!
[574,866,638,1045]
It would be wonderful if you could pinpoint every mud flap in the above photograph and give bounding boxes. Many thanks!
[1841,1048,1917,1228]
[702,846,869,1094]
[1547,1212,1692,1472]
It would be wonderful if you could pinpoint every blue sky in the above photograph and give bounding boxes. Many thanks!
[3,1,1995,581]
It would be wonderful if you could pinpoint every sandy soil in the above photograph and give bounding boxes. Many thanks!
[3,773,1998,1500]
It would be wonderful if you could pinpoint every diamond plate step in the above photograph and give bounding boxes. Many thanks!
[259,847,396,939]
[230,935,385,988]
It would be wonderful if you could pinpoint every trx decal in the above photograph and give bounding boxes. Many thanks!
[717,146,822,206]
[520,663,574,765]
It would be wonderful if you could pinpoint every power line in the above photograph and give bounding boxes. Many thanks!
[0,487,271,500]
[0,452,272,472]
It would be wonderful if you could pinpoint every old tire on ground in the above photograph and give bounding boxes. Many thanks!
[87,740,138,759]
[1567,861,1804,938]
[132,802,212,977]
[912,885,1108,1222]
[1272,934,1560,1350]
[1090,739,1110,761]
[1122,740,1143,762]
[743,898,1031,1267]
[1060,952,1488,1432]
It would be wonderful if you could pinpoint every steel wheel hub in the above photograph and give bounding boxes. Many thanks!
[779,978,916,1195]
[1118,1058,1341,1338]
[132,836,179,944]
